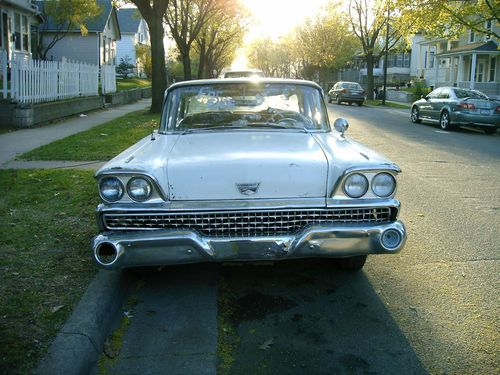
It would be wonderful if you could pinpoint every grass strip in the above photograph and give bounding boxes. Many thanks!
[0,169,98,375]
[365,99,411,109]
[116,78,152,92]
[19,110,159,162]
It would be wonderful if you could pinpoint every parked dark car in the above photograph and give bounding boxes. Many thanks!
[328,81,366,106]
[411,87,500,134]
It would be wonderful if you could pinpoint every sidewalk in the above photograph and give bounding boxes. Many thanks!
[0,98,151,166]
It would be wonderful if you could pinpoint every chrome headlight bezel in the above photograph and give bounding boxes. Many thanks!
[127,177,153,202]
[371,172,396,198]
[343,173,369,198]
[99,177,124,203]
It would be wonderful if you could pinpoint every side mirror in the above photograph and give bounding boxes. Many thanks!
[421,95,428,100]
[333,118,349,137]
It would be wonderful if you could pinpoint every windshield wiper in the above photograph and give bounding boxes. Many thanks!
[181,125,247,133]
[248,122,311,132]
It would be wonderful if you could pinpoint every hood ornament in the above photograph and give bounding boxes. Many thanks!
[237,183,260,195]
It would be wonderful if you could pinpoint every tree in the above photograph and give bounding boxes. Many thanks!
[135,44,152,78]
[247,37,298,78]
[294,5,358,79]
[130,0,169,112]
[347,0,401,100]
[116,56,135,78]
[165,0,217,80]
[38,0,102,60]
[394,0,500,39]
[194,1,247,78]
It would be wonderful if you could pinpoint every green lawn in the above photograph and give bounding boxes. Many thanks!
[0,126,17,135]
[0,169,98,375]
[365,99,411,109]
[19,110,160,161]
[116,78,152,92]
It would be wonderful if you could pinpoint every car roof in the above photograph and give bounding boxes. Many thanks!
[167,78,323,92]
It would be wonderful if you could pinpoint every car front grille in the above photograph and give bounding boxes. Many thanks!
[103,207,394,237]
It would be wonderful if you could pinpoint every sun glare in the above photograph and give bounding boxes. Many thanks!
[234,0,330,69]
[241,0,330,41]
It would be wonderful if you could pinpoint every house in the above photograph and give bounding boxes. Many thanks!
[0,0,43,61]
[36,0,121,66]
[414,22,499,98]
[116,7,149,76]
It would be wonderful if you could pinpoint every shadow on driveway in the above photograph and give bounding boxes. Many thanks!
[219,259,426,375]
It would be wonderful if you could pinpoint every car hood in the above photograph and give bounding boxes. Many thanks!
[167,131,328,200]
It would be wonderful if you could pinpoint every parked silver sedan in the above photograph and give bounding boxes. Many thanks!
[410,87,500,134]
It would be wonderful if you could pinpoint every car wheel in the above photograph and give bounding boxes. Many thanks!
[357,102,363,106]
[484,127,497,135]
[328,95,332,103]
[336,96,341,105]
[338,255,367,271]
[411,106,421,123]
[440,111,453,130]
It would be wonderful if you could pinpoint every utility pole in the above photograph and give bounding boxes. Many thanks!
[382,1,390,105]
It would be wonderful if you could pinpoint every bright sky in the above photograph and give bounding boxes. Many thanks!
[233,0,330,69]
[241,0,330,41]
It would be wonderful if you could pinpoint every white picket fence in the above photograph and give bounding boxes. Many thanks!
[101,64,117,94]
[0,52,116,103]
[1,50,8,99]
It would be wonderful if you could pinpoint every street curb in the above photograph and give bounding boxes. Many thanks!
[36,269,131,375]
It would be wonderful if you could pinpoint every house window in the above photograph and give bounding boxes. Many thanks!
[404,53,410,67]
[490,57,496,82]
[14,13,21,50]
[485,20,492,40]
[469,29,475,43]
[21,15,28,51]
[429,51,435,68]
[475,61,485,82]
[397,54,403,67]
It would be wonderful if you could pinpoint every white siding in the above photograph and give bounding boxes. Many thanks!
[116,34,136,65]
[42,33,99,64]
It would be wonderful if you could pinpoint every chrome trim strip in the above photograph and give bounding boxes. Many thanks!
[97,197,328,212]
[92,220,407,269]
[97,198,400,213]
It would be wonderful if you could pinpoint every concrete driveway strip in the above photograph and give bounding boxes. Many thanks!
[0,98,151,165]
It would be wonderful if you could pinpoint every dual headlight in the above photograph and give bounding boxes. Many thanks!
[99,176,153,202]
[343,172,396,198]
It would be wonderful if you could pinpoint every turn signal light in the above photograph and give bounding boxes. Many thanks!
[495,106,500,113]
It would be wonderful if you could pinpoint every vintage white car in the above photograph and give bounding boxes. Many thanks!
[92,78,406,271]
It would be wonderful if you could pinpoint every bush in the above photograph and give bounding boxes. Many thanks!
[413,80,431,100]
[116,56,135,78]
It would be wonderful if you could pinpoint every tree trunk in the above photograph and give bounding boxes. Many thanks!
[148,14,167,113]
[182,50,192,80]
[197,40,206,79]
[365,53,374,100]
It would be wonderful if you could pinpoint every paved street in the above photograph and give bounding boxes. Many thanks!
[96,103,499,375]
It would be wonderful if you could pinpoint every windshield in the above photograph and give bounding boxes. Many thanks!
[161,82,329,132]
[342,83,362,90]
[454,88,488,100]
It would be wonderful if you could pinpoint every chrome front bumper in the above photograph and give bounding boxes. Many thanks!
[92,221,406,269]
